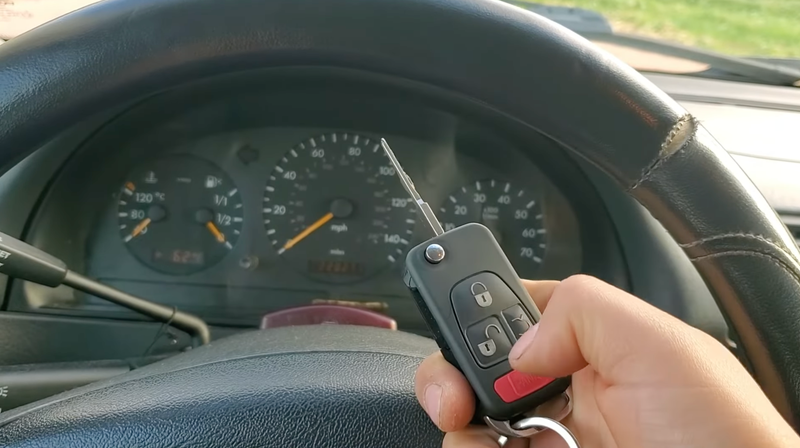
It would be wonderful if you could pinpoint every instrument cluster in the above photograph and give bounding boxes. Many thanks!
[112,130,561,285]
[10,86,602,331]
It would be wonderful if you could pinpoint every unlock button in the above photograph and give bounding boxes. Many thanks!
[466,316,512,368]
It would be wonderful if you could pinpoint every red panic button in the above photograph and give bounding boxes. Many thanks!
[494,371,555,403]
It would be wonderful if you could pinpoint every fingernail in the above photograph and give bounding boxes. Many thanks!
[509,323,539,361]
[423,384,442,425]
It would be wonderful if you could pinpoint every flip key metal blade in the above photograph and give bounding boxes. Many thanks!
[380,139,444,236]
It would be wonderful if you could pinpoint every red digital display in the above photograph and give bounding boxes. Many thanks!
[308,260,365,276]
[153,250,205,266]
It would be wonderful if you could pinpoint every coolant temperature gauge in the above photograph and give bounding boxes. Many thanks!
[117,155,243,275]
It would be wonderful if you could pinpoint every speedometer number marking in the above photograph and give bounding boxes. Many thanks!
[263,132,415,282]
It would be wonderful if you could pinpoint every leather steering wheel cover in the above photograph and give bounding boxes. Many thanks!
[0,0,799,433]
[0,327,443,447]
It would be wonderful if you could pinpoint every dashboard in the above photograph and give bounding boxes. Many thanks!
[3,0,800,421]
[7,69,793,368]
[6,68,796,367]
[3,74,622,333]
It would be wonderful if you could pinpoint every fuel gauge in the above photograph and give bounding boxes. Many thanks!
[117,155,243,275]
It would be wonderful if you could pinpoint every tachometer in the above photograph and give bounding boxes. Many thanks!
[117,155,243,275]
[440,179,547,275]
[264,132,415,282]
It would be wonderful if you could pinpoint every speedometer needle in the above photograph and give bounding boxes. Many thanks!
[279,212,334,254]
[206,221,226,243]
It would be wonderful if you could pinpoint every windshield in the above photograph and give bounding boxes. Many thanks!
[523,0,799,59]
[2,0,799,79]
[0,0,99,40]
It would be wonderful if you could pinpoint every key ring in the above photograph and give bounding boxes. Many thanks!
[484,389,572,438]
[485,389,579,447]
[494,417,580,448]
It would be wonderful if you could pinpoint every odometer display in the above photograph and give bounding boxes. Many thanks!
[441,179,547,275]
[155,250,205,266]
[308,260,365,276]
[264,132,415,282]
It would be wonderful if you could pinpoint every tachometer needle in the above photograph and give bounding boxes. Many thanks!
[279,212,334,254]
[206,221,226,243]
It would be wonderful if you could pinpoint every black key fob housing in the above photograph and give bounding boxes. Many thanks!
[404,223,570,420]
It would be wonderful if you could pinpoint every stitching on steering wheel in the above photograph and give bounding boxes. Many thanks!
[690,249,800,287]
[681,233,800,273]
[678,232,789,250]
[626,114,696,192]
[681,233,776,249]
[681,233,785,250]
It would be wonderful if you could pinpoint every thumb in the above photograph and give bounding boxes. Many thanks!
[508,275,710,384]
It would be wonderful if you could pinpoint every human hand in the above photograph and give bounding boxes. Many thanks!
[415,275,800,447]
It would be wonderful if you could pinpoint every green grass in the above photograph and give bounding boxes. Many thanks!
[514,0,800,58]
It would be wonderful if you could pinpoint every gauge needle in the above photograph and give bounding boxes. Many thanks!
[124,218,151,243]
[279,212,334,254]
[206,221,226,243]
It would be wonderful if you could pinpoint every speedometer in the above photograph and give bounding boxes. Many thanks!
[440,179,547,275]
[264,132,415,282]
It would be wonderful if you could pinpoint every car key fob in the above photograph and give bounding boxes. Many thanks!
[381,139,570,422]
[405,223,570,420]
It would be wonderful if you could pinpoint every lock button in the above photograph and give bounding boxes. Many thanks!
[470,281,493,307]
[466,316,512,367]
[451,272,523,329]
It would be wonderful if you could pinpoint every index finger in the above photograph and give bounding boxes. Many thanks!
[522,280,559,312]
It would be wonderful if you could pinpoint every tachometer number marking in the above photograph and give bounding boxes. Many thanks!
[441,179,547,275]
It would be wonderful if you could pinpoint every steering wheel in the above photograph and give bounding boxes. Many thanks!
[2,0,800,446]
